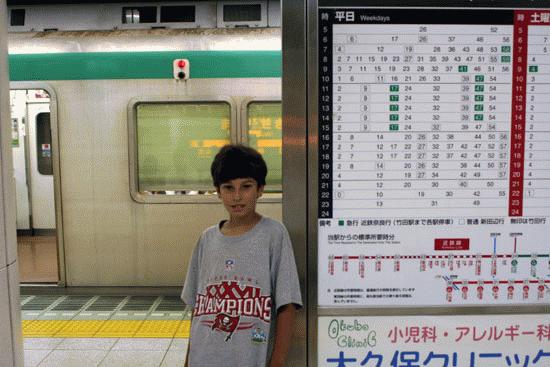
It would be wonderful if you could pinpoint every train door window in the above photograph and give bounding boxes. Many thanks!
[245,101,282,192]
[134,101,233,198]
[36,112,53,175]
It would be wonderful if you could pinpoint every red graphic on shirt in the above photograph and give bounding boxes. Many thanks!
[211,313,240,341]
[194,281,272,342]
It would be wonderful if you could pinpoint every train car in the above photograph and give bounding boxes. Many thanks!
[7,1,283,287]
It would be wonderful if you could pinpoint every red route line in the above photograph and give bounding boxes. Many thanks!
[451,280,550,285]
[332,254,516,260]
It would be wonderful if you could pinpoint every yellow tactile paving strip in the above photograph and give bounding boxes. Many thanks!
[175,319,191,338]
[22,320,191,338]
[95,320,145,338]
[134,320,182,338]
[57,320,108,338]
[23,320,72,337]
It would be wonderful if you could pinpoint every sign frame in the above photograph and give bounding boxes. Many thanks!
[294,0,550,365]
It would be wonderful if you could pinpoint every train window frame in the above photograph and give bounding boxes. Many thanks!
[128,96,237,204]
[240,97,282,195]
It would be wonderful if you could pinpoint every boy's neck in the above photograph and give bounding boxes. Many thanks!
[222,212,262,236]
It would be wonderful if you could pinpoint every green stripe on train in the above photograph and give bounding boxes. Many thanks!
[9,51,281,80]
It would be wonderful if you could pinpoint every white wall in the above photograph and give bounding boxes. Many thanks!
[0,0,24,365]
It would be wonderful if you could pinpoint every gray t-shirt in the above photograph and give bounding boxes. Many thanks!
[181,216,302,367]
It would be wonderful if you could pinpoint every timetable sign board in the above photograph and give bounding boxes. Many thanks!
[318,8,550,306]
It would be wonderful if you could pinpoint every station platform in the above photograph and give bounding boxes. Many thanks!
[20,294,190,367]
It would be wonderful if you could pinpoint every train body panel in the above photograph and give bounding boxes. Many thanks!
[9,28,282,286]
[53,78,281,286]
[8,28,280,54]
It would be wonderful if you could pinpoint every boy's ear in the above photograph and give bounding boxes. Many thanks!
[257,185,265,198]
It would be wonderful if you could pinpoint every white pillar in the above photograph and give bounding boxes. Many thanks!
[0,1,24,366]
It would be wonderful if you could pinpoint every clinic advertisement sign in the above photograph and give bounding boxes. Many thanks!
[318,315,549,366]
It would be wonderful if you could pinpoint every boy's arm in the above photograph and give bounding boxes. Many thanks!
[269,304,297,367]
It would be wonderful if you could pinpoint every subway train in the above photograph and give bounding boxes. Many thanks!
[7,1,283,287]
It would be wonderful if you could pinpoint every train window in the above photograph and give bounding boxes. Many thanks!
[223,4,262,22]
[246,101,282,192]
[122,7,157,24]
[135,102,232,196]
[36,112,53,176]
[160,6,195,23]
[10,9,25,26]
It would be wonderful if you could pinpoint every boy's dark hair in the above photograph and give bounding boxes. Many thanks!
[211,144,267,188]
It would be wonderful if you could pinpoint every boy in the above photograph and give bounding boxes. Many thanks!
[182,144,302,367]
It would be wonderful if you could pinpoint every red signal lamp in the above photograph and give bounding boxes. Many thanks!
[173,59,190,80]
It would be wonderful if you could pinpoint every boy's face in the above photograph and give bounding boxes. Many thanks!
[217,177,264,219]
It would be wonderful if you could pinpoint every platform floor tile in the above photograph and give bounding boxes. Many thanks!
[110,310,153,320]
[112,338,172,351]
[23,349,51,367]
[23,338,189,367]
[160,351,186,367]
[73,311,113,321]
[37,349,108,367]
[22,311,43,321]
[168,338,188,352]
[38,311,77,320]
[56,338,118,351]
[99,350,166,367]
[23,337,64,350]
[147,311,185,320]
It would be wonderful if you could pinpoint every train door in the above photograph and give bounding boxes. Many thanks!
[11,89,59,283]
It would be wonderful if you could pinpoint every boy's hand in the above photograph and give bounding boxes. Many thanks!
[268,356,285,367]
[268,304,297,367]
